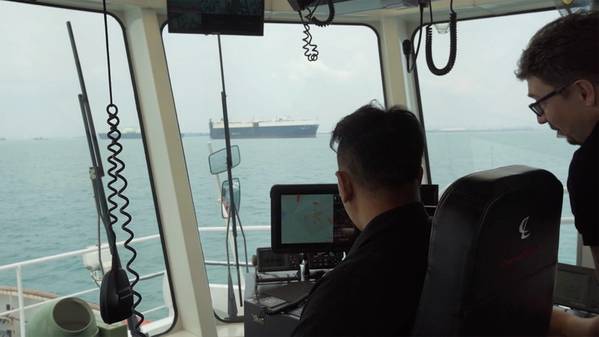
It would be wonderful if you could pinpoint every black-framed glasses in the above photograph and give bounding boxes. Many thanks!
[529,83,572,117]
[330,139,339,153]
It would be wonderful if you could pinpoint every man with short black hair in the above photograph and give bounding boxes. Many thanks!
[516,12,599,337]
[292,104,431,336]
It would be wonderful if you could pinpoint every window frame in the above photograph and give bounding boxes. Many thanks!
[0,1,179,333]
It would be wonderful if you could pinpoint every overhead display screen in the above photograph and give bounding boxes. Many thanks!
[167,0,264,36]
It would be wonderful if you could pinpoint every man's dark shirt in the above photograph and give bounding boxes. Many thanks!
[568,121,599,246]
[292,202,431,337]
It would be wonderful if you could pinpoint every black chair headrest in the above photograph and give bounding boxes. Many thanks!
[413,165,563,336]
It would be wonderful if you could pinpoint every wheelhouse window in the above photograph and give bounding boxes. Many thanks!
[0,2,174,335]
[162,23,383,312]
[416,10,578,263]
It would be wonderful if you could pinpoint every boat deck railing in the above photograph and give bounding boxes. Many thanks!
[0,189,576,336]
[0,225,269,337]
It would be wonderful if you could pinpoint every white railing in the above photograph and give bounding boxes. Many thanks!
[0,225,269,337]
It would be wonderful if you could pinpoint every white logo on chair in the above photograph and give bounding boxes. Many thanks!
[519,216,531,240]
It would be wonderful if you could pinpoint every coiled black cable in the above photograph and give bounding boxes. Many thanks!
[299,10,319,62]
[296,0,335,62]
[105,106,145,334]
[425,0,457,76]
[101,1,145,335]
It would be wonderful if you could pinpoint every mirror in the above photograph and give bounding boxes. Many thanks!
[209,145,241,175]
[221,178,241,218]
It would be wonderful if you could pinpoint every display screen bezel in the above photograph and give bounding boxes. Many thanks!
[270,184,357,253]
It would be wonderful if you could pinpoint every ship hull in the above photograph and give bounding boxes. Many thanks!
[209,124,318,139]
[98,132,142,139]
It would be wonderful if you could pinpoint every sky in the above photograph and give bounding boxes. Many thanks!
[417,10,561,130]
[0,1,561,139]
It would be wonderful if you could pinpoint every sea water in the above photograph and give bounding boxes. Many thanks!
[0,130,580,321]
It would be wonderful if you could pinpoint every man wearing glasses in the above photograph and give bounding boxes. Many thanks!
[516,11,599,337]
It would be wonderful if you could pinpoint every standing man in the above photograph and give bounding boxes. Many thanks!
[292,104,431,336]
[516,11,598,274]
[516,11,599,337]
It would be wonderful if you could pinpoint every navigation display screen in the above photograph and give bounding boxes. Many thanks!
[271,184,357,253]
[281,193,354,244]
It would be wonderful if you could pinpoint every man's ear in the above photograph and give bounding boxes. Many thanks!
[576,80,597,107]
[336,170,354,203]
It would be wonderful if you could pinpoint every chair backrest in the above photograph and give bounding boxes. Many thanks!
[412,165,563,336]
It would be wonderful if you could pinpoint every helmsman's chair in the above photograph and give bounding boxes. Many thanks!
[412,165,563,336]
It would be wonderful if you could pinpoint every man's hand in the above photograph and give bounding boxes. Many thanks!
[591,246,599,281]
[591,315,599,337]
[549,308,599,337]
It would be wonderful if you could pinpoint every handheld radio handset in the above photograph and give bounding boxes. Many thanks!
[100,253,133,323]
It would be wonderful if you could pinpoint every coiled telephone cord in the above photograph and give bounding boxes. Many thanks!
[101,0,146,335]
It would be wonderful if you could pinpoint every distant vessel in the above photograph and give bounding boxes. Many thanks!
[0,137,6,141]
[209,119,319,139]
[99,127,141,139]
[98,129,207,139]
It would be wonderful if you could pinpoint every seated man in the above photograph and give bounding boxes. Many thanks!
[292,104,431,336]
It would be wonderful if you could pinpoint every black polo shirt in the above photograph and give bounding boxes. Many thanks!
[568,121,599,246]
[292,202,431,337]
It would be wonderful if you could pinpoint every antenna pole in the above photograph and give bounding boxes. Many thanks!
[217,35,244,309]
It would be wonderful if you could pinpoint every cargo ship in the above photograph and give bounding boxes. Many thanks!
[209,119,319,139]
[98,127,141,139]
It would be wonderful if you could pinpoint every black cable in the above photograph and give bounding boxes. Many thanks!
[102,1,113,105]
[405,3,426,73]
[425,0,458,76]
[308,0,335,27]
[225,214,233,290]
[93,180,105,285]
[97,208,104,275]
[298,10,319,62]
[196,206,241,324]
[235,211,249,273]
[224,213,241,318]
[428,0,434,23]
[101,1,146,335]
[211,213,243,324]
[413,4,425,67]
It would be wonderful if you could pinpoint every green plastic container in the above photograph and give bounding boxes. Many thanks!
[26,297,99,337]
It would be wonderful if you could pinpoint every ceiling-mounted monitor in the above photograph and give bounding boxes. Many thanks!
[167,0,264,36]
